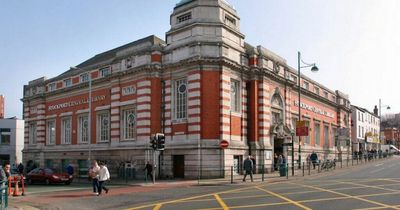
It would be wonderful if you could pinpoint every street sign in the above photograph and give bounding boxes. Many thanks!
[282,142,293,146]
[296,120,309,136]
[220,140,229,149]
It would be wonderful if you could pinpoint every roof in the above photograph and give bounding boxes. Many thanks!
[53,35,165,80]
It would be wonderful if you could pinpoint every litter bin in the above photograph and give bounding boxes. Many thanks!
[279,163,287,177]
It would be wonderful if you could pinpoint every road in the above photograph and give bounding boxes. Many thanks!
[8,156,400,210]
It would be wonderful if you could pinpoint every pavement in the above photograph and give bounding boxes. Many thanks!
[4,156,392,210]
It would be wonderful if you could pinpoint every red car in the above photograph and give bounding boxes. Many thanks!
[27,168,73,185]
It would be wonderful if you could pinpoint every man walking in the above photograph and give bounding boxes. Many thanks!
[310,151,318,169]
[242,156,253,182]
[144,161,153,182]
[98,162,110,196]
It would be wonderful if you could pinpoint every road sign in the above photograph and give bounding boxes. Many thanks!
[296,120,309,136]
[220,140,229,149]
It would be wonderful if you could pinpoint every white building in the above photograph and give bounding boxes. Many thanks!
[351,105,380,153]
[0,117,24,166]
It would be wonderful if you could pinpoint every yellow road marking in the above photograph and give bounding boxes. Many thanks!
[291,183,400,210]
[197,201,289,210]
[214,194,229,210]
[256,186,312,210]
[355,205,400,210]
[125,182,281,210]
[335,180,399,193]
[153,204,161,210]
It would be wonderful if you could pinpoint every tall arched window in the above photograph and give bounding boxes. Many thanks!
[271,94,284,124]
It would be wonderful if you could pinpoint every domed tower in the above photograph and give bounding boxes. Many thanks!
[164,0,245,64]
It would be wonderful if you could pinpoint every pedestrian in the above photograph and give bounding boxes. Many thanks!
[17,162,24,175]
[277,154,283,168]
[97,162,110,196]
[89,160,100,195]
[144,161,153,182]
[242,156,253,182]
[66,163,74,176]
[0,165,6,182]
[310,151,318,169]
[4,163,10,178]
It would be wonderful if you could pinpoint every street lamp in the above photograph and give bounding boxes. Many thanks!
[297,51,318,169]
[379,99,390,146]
[71,66,92,164]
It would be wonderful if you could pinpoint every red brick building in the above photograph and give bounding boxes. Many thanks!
[22,0,351,178]
[383,128,400,149]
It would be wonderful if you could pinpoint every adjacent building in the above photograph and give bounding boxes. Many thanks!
[383,128,400,149]
[0,117,24,166]
[21,0,351,178]
[351,105,380,154]
[0,95,4,119]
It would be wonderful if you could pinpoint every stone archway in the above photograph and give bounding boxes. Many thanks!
[270,122,293,170]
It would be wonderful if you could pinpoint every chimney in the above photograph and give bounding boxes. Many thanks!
[373,105,378,116]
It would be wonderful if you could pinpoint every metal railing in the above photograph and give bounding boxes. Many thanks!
[0,181,8,210]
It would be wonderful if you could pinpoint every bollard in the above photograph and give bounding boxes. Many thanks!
[144,168,147,183]
[231,166,234,184]
[318,162,320,173]
[357,157,359,165]
[20,174,25,196]
[302,162,305,176]
[340,160,342,168]
[308,162,311,175]
[286,163,289,180]
[352,157,353,166]
[347,157,349,167]
[262,165,265,182]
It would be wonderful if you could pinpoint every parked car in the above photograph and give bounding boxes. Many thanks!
[26,168,73,185]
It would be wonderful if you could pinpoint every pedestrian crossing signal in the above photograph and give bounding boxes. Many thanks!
[156,133,165,151]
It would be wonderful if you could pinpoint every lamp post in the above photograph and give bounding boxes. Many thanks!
[379,99,390,146]
[297,51,318,169]
[71,67,92,164]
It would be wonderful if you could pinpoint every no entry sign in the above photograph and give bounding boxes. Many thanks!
[220,140,229,149]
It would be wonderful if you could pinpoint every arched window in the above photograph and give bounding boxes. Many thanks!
[271,93,284,124]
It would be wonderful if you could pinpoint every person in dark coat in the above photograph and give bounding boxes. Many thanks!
[310,151,318,169]
[144,162,153,182]
[17,163,24,175]
[66,164,74,176]
[242,156,253,182]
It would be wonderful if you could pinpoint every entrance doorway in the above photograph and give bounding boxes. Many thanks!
[173,155,185,178]
[233,155,241,175]
[274,137,284,170]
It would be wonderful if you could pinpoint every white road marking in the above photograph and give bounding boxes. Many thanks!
[375,163,383,167]
[370,168,385,174]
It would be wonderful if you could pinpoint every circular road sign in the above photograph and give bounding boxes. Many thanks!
[220,140,229,149]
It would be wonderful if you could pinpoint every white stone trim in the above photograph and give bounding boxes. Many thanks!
[111,108,119,115]
[188,125,201,131]
[111,94,120,100]
[76,109,89,114]
[60,112,73,117]
[188,82,200,89]
[188,99,200,107]
[111,123,119,129]
[137,120,150,126]
[137,104,151,111]
[137,88,151,95]
[46,114,57,119]
[111,87,120,93]
[111,115,119,122]
[137,96,151,103]
[137,80,151,87]
[95,105,111,111]
[137,128,150,134]
[137,112,151,118]
[188,73,200,81]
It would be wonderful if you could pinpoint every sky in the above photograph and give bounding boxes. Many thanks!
[1,0,399,119]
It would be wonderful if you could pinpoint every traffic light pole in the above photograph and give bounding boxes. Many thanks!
[153,150,156,184]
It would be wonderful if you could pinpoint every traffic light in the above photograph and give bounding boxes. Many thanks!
[156,133,165,151]
[150,136,157,150]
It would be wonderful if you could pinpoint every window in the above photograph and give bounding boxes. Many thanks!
[324,125,329,147]
[291,75,297,84]
[303,81,309,90]
[174,78,187,120]
[61,117,71,144]
[125,57,134,69]
[122,108,136,140]
[230,79,240,112]
[225,15,236,26]
[177,12,191,23]
[304,120,310,144]
[47,120,56,145]
[97,112,110,142]
[358,126,361,138]
[324,91,328,98]
[29,122,37,144]
[332,95,336,102]
[99,67,110,77]
[315,87,320,95]
[314,122,320,146]
[78,115,89,143]
[64,78,72,87]
[80,73,89,82]
[332,127,337,146]
[48,83,56,92]
[0,128,11,145]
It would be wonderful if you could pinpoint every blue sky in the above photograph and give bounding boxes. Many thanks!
[1,0,399,118]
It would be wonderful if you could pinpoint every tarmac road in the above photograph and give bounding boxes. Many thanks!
[7,156,400,210]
